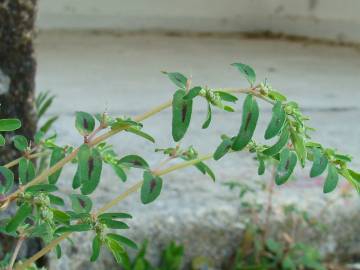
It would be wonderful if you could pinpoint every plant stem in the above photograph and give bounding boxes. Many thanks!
[4,151,50,169]
[8,236,25,270]
[16,153,215,270]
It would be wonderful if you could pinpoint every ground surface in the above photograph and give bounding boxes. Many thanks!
[35,31,360,269]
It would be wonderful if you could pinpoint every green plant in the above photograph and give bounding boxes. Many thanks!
[0,63,358,270]
[121,241,184,270]
[224,160,352,270]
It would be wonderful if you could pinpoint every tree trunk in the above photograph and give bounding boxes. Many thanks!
[0,0,43,265]
[0,0,38,163]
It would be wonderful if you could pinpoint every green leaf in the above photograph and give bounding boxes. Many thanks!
[0,119,21,131]
[18,158,35,185]
[5,203,32,233]
[91,235,102,262]
[49,194,65,206]
[214,91,238,103]
[257,155,266,176]
[290,130,307,168]
[141,171,163,204]
[75,111,95,136]
[72,168,81,189]
[310,148,328,178]
[40,116,58,133]
[77,144,103,195]
[107,233,137,250]
[202,103,212,129]
[70,194,93,213]
[213,138,233,161]
[98,212,132,220]
[13,135,28,151]
[194,161,216,181]
[126,127,155,143]
[55,224,92,234]
[323,164,339,193]
[55,245,62,259]
[0,166,14,194]
[48,147,65,184]
[37,94,55,119]
[111,164,127,182]
[268,90,287,102]
[172,89,193,142]
[119,155,149,169]
[0,134,5,146]
[162,72,187,89]
[231,63,256,86]
[100,219,129,229]
[106,237,126,264]
[232,95,259,151]
[52,209,70,225]
[25,184,58,193]
[262,127,289,156]
[183,86,202,100]
[275,149,297,185]
[265,101,286,140]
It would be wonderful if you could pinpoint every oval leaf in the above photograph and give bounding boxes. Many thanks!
[275,149,297,185]
[172,89,193,142]
[232,95,259,151]
[262,127,289,156]
[0,119,21,131]
[323,164,339,193]
[231,63,256,86]
[310,148,328,178]
[91,235,102,262]
[265,101,286,140]
[70,194,93,213]
[119,155,149,169]
[107,233,137,250]
[0,166,14,194]
[75,111,95,136]
[13,135,28,151]
[214,138,233,161]
[141,171,163,204]
[163,72,187,89]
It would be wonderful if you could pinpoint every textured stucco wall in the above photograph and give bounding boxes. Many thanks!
[37,0,360,43]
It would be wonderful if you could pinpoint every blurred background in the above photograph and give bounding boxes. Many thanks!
[2,0,360,269]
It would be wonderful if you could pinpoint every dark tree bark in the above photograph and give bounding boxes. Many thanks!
[0,0,44,265]
[0,0,38,163]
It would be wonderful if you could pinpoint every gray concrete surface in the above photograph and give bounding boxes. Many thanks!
[35,32,360,269]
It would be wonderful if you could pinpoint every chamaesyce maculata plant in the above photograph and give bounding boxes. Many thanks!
[0,63,359,270]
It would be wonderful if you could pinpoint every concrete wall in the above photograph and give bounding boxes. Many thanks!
[37,0,360,43]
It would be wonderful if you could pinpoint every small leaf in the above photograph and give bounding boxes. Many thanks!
[100,219,129,229]
[13,135,28,151]
[49,194,65,206]
[172,89,193,142]
[40,116,58,133]
[232,95,259,151]
[91,235,102,262]
[183,86,202,100]
[98,212,132,220]
[55,224,92,234]
[214,138,233,161]
[126,127,155,143]
[323,164,339,193]
[275,149,297,185]
[77,145,103,195]
[119,155,149,169]
[18,158,36,185]
[0,134,5,146]
[268,90,287,102]
[107,233,137,250]
[70,194,93,213]
[214,91,238,103]
[52,209,70,225]
[0,119,21,131]
[310,148,328,178]
[106,237,126,264]
[75,111,95,136]
[162,72,187,89]
[194,161,216,181]
[25,184,58,193]
[257,155,266,175]
[290,130,307,168]
[55,245,62,259]
[231,63,256,86]
[202,103,212,129]
[141,171,163,204]
[111,164,127,182]
[0,166,14,194]
[72,168,81,189]
[48,147,65,184]
[262,127,289,156]
[265,101,286,140]
[5,203,32,233]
